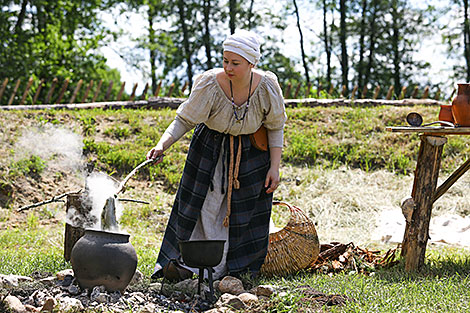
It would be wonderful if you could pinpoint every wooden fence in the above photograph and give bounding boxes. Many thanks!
[0,76,452,107]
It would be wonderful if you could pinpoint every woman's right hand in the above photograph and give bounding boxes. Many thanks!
[146,145,164,165]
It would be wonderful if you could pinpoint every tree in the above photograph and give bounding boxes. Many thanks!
[293,0,310,84]
[339,0,349,92]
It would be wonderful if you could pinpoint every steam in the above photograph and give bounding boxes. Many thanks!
[15,123,126,232]
[14,123,84,171]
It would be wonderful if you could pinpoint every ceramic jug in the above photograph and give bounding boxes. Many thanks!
[452,83,470,126]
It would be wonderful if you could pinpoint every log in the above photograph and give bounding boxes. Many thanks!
[284,98,444,108]
[0,97,185,110]
[401,135,446,271]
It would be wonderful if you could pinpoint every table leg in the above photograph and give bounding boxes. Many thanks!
[401,135,447,271]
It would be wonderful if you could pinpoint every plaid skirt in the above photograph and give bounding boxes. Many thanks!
[154,123,273,277]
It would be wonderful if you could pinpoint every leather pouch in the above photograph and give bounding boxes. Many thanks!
[249,125,268,151]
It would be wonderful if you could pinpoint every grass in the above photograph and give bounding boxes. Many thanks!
[1,105,470,312]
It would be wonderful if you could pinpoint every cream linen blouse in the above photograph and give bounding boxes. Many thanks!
[164,68,287,148]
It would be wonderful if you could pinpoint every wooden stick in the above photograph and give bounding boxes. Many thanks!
[305,82,311,98]
[294,82,302,99]
[411,86,419,99]
[167,83,175,98]
[19,77,34,105]
[81,80,94,103]
[154,80,162,97]
[181,81,188,94]
[69,79,83,104]
[130,83,138,101]
[56,78,70,104]
[422,86,429,99]
[373,85,381,99]
[32,79,45,105]
[117,82,126,101]
[350,85,358,100]
[8,79,21,105]
[386,86,394,100]
[328,84,334,96]
[433,159,470,203]
[17,189,82,212]
[45,78,58,104]
[117,198,150,205]
[104,81,114,101]
[0,78,9,102]
[361,85,368,99]
[435,87,441,100]
[141,83,149,100]
[399,86,407,100]
[92,79,103,102]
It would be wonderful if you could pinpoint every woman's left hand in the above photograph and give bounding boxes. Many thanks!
[264,167,280,194]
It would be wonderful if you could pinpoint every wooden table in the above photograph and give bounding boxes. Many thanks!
[386,126,470,271]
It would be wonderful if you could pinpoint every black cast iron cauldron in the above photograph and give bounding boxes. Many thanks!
[179,240,225,302]
[71,229,138,292]
[179,240,225,267]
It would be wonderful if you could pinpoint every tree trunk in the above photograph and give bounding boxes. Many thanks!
[339,0,348,93]
[148,5,158,93]
[391,3,401,98]
[322,0,332,88]
[293,0,310,84]
[464,0,470,81]
[177,0,194,88]
[364,0,378,85]
[229,0,236,34]
[14,0,28,33]
[357,0,367,91]
[247,0,255,29]
[203,0,213,69]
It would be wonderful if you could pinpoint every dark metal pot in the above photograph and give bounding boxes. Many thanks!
[178,240,225,268]
[71,229,138,292]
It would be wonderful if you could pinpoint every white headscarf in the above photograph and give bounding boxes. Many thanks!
[223,30,261,65]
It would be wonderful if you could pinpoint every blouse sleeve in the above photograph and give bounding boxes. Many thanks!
[262,71,287,148]
[173,71,216,129]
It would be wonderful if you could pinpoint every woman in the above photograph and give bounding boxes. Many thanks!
[147,30,287,280]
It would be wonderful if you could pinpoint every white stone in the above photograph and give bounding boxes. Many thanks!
[5,295,26,313]
[38,277,56,287]
[215,293,246,310]
[58,297,84,311]
[238,292,259,306]
[217,276,245,295]
[55,269,74,280]
[253,284,275,297]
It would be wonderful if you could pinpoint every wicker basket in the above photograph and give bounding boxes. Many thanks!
[260,201,320,277]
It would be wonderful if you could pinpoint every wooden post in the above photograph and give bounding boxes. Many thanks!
[129,83,138,101]
[434,87,441,100]
[64,192,93,261]
[19,77,34,105]
[181,81,189,94]
[350,85,358,100]
[340,85,347,98]
[317,83,322,98]
[32,79,45,105]
[104,81,114,101]
[8,79,21,105]
[401,135,447,271]
[305,82,311,98]
[386,86,394,100]
[154,80,162,97]
[294,82,302,98]
[56,78,70,104]
[167,83,175,97]
[328,84,334,96]
[399,86,407,100]
[81,80,93,103]
[411,86,419,99]
[0,78,9,102]
[422,86,429,99]
[69,79,83,104]
[373,85,381,99]
[141,82,149,100]
[117,82,126,101]
[92,80,103,102]
[361,85,368,99]
[284,83,292,99]
[45,78,58,104]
